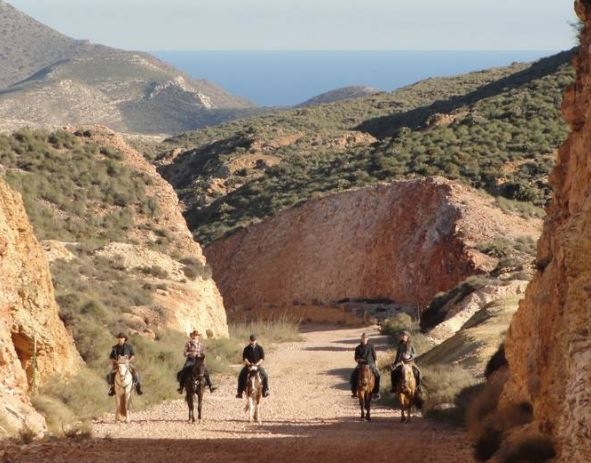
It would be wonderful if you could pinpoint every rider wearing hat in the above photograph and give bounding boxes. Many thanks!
[107,332,143,396]
[176,330,217,394]
[390,330,421,392]
[236,334,270,398]
[350,332,381,400]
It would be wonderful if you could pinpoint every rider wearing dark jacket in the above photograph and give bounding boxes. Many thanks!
[176,330,217,394]
[350,333,381,399]
[390,330,421,391]
[236,334,270,398]
[107,332,142,396]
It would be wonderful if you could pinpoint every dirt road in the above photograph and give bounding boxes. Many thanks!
[2,326,474,462]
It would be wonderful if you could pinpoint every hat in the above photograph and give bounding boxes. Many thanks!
[249,334,257,341]
[115,332,128,340]
[190,330,200,337]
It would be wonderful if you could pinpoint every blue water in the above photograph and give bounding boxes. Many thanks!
[152,50,561,107]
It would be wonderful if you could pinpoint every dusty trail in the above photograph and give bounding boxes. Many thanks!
[3,326,474,462]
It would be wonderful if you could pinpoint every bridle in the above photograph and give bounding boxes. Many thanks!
[115,358,133,390]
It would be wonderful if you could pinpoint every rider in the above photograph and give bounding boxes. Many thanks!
[350,332,381,400]
[236,334,270,399]
[176,330,217,394]
[107,332,142,396]
[390,330,421,392]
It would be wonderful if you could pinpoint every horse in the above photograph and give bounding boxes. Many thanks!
[114,355,133,422]
[183,356,206,423]
[244,365,263,423]
[392,360,417,423]
[356,361,375,421]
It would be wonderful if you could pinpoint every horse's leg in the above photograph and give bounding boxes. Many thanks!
[399,394,406,423]
[406,398,412,424]
[358,393,365,420]
[197,387,203,421]
[248,397,254,422]
[366,394,371,422]
[255,394,261,423]
[186,391,194,423]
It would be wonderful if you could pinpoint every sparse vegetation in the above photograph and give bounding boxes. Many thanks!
[157,51,573,245]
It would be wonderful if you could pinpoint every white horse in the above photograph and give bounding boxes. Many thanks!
[114,355,133,422]
[244,365,263,423]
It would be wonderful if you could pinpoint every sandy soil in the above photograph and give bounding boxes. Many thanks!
[1,325,474,463]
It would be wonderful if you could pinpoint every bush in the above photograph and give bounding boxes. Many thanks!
[420,364,479,424]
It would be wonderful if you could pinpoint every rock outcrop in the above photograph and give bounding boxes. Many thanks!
[0,178,82,436]
[496,2,591,460]
[205,178,540,318]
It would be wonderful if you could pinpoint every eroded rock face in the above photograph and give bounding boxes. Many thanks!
[498,3,591,460]
[0,179,82,436]
[205,178,539,316]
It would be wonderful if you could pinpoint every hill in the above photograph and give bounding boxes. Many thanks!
[156,50,574,245]
[298,85,381,106]
[0,1,254,134]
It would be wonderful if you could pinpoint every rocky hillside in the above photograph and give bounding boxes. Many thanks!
[0,178,82,436]
[483,2,591,460]
[0,127,227,354]
[158,50,572,245]
[0,1,253,134]
[205,178,540,319]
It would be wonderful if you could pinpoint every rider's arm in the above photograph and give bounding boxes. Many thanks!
[243,346,251,366]
[371,344,377,363]
[255,346,264,366]
[354,345,362,363]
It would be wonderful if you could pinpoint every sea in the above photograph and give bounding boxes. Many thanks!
[152,50,561,107]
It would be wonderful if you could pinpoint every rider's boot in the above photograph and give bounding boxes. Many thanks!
[235,390,243,399]
[177,384,183,394]
[136,383,143,395]
[263,389,270,398]
[351,391,357,398]
[108,385,115,396]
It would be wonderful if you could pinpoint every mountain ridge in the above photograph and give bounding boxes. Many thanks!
[0,1,255,134]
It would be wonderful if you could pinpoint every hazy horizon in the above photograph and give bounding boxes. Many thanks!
[7,0,576,52]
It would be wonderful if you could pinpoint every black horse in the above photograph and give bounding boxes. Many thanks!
[183,356,207,423]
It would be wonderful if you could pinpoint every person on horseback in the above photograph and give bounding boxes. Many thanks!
[107,332,143,396]
[176,330,217,394]
[350,332,381,400]
[236,334,270,398]
[390,330,422,392]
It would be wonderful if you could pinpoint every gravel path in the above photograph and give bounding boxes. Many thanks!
[2,325,474,462]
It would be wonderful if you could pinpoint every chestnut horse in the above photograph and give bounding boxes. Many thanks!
[393,361,417,423]
[356,362,375,421]
[184,356,206,423]
[114,356,133,422]
[244,365,263,423]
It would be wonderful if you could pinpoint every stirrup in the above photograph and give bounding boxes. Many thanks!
[263,390,270,397]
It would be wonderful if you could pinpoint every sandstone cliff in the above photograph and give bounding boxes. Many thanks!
[205,178,539,319]
[0,178,82,436]
[494,2,591,460]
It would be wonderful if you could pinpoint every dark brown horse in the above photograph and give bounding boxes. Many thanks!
[356,362,375,421]
[183,356,206,423]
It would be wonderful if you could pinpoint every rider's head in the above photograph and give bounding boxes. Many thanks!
[116,332,127,345]
[399,330,410,343]
[249,334,257,345]
[190,330,200,339]
[360,332,368,345]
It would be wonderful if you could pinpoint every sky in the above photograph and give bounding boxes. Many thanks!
[7,0,576,52]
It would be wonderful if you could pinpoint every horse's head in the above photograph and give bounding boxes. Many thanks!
[116,357,130,377]
[191,356,206,378]
[401,362,416,393]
